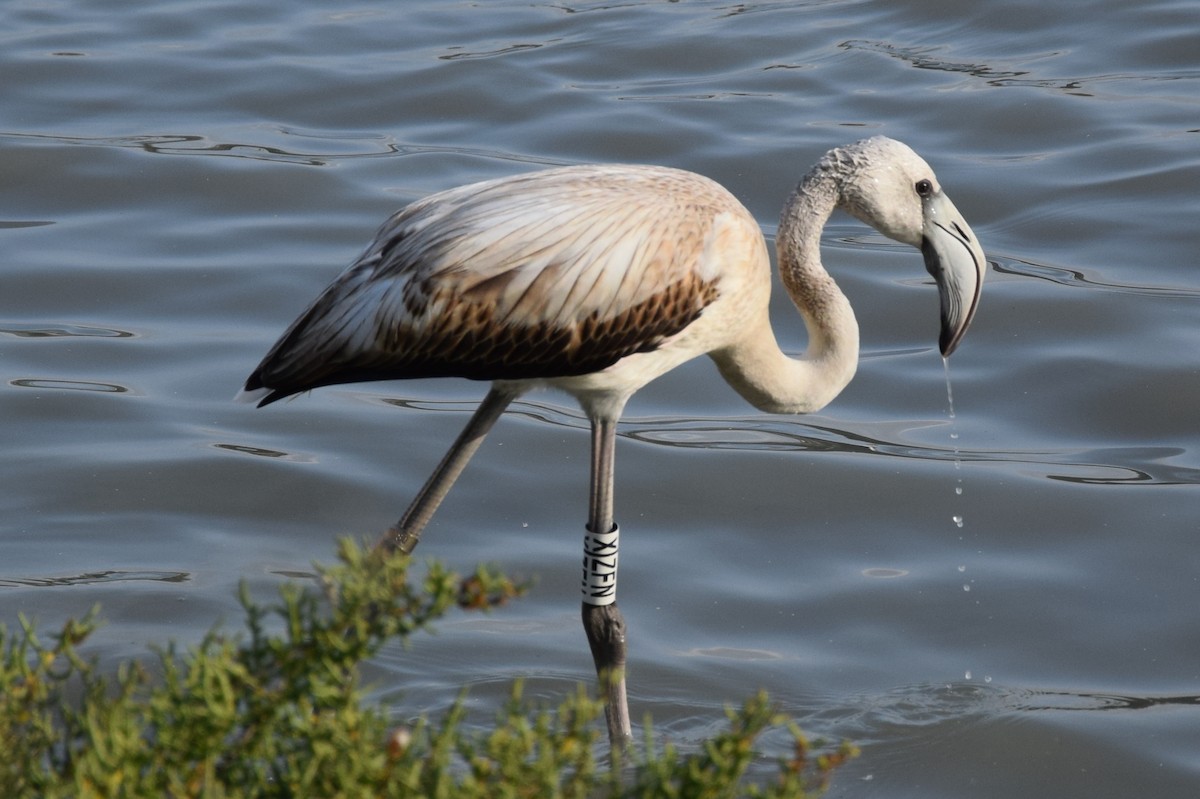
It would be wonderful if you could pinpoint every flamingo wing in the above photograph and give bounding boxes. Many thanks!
[245,165,735,405]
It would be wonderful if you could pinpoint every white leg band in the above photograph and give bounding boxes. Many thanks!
[581,525,619,606]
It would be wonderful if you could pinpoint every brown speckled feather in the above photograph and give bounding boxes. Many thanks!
[245,165,730,405]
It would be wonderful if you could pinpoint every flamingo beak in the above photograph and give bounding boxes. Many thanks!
[921,191,986,357]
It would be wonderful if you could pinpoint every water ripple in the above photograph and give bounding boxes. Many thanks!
[842,39,1200,97]
[9,378,130,394]
[625,418,1200,487]
[0,220,54,229]
[0,570,189,588]
[212,443,316,462]
[440,43,544,61]
[0,322,135,338]
[376,397,1200,486]
[1014,688,1200,712]
[842,39,1038,84]
[993,255,1200,298]
[0,130,565,169]
[816,681,1200,747]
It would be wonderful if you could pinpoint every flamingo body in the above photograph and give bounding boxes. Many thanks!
[241,137,987,747]
[243,165,768,414]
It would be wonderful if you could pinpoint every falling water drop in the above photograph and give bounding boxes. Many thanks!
[943,357,956,420]
[944,358,964,495]
[945,359,975,604]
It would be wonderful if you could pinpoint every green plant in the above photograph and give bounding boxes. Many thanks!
[0,540,855,798]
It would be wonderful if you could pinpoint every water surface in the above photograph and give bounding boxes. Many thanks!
[3,1,1199,795]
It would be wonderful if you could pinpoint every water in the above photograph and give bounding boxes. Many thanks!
[3,0,1199,794]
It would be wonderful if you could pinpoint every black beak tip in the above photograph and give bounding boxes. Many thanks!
[939,328,962,358]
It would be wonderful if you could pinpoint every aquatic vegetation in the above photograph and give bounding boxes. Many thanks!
[0,539,855,798]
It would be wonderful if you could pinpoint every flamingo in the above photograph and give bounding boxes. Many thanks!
[239,136,986,747]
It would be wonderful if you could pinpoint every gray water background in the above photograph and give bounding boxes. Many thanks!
[3,1,1199,795]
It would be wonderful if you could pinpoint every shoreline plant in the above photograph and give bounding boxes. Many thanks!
[1,539,856,797]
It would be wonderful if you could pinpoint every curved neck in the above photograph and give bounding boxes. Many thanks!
[710,166,859,414]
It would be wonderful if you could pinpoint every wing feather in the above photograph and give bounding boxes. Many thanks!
[245,165,738,404]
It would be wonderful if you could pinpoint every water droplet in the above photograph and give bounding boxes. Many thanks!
[952,515,964,528]
[955,486,963,495]
[957,564,966,573]
[943,358,955,416]
[964,670,972,680]
[984,675,993,684]
[963,584,971,592]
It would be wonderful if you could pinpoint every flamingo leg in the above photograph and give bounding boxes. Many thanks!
[581,415,633,747]
[377,386,516,554]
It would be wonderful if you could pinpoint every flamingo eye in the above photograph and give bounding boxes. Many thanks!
[915,179,934,197]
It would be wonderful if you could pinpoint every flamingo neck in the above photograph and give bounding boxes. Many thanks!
[711,164,859,414]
